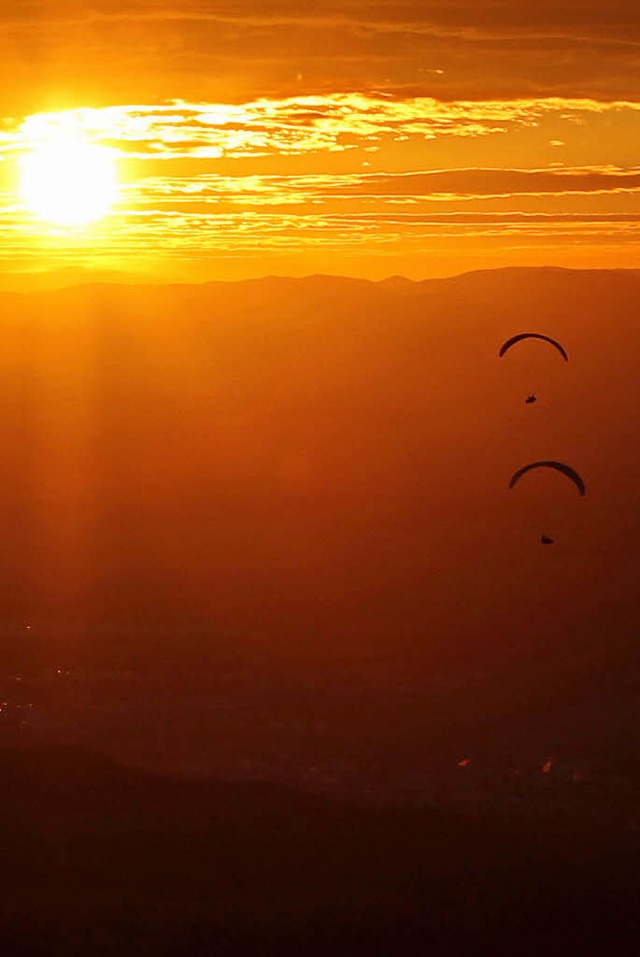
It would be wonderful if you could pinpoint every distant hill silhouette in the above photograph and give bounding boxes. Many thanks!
[0,267,638,677]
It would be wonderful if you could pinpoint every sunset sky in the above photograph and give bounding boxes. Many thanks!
[2,0,640,286]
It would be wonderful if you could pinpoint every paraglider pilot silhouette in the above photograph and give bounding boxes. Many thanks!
[509,461,586,545]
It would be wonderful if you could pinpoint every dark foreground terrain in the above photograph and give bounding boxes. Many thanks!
[1,746,639,956]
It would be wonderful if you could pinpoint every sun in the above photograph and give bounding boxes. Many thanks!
[19,134,119,227]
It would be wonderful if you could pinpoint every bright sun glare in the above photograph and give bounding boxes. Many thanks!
[19,135,119,227]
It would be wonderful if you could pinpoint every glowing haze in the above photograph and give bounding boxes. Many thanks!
[2,0,640,286]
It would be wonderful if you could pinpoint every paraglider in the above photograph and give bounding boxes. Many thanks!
[541,535,554,545]
[509,460,586,497]
[525,394,537,404]
[499,333,568,362]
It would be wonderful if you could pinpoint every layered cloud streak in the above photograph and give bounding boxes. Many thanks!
[3,92,640,280]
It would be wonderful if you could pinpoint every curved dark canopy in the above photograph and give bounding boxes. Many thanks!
[509,461,586,496]
[499,333,568,362]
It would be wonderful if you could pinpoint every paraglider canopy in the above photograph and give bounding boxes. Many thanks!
[509,460,586,496]
[499,333,568,362]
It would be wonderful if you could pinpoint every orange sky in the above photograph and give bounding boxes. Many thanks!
[2,0,640,286]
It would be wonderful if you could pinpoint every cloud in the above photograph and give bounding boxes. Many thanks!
[114,167,640,220]
[3,1,640,106]
[6,2,640,37]
[5,96,640,163]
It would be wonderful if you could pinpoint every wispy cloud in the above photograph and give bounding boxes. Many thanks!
[7,2,640,40]
[4,1,640,108]
[4,96,532,160]
[4,95,640,162]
